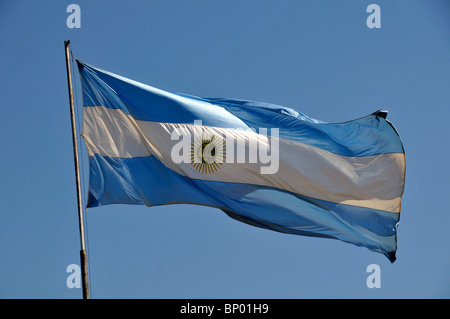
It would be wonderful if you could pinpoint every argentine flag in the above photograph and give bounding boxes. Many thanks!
[76,60,405,262]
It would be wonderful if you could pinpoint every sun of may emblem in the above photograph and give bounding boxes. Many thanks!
[191,134,226,174]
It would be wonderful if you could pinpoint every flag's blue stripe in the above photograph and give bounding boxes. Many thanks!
[87,154,399,261]
[182,95,404,157]
[77,60,404,157]
[77,61,249,131]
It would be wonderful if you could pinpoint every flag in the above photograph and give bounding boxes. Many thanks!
[76,60,405,262]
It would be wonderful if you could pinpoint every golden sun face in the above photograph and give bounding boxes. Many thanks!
[190,134,226,174]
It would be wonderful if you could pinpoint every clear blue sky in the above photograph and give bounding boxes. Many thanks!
[0,0,449,299]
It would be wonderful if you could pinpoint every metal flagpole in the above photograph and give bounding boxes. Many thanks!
[64,40,90,299]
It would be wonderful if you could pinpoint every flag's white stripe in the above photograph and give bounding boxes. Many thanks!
[82,104,153,158]
[83,106,405,213]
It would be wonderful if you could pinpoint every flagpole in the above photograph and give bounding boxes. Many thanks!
[64,40,90,299]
